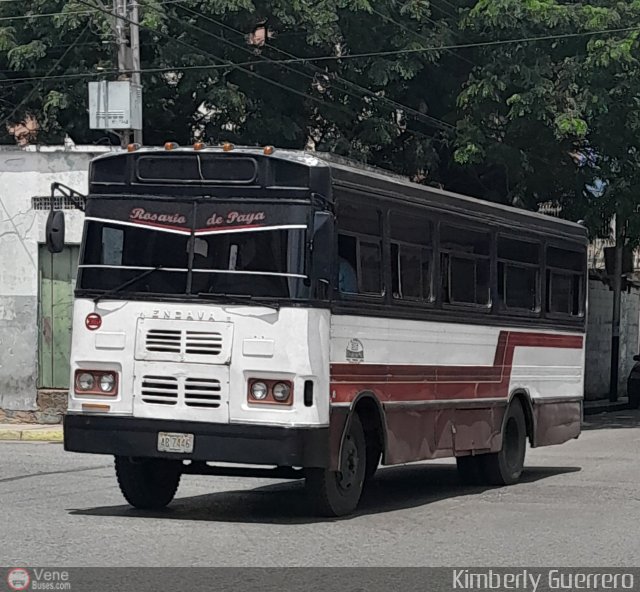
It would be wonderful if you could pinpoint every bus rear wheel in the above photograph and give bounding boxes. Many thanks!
[305,414,366,517]
[481,399,527,486]
[115,456,182,510]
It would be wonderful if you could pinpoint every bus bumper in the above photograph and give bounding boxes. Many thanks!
[64,414,330,468]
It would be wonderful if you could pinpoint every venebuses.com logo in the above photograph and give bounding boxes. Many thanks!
[5,568,71,591]
[6,569,30,591]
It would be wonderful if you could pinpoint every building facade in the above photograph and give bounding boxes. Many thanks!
[0,146,112,421]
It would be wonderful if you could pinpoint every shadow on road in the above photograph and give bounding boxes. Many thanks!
[69,463,580,525]
[582,408,640,431]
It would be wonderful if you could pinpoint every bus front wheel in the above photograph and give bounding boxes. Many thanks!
[305,414,366,517]
[481,399,527,486]
[115,456,182,510]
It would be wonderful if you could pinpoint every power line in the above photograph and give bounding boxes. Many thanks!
[0,22,90,128]
[370,6,475,66]
[162,2,453,131]
[1,22,639,86]
[0,0,186,22]
[0,9,94,21]
[432,0,459,19]
[75,0,357,118]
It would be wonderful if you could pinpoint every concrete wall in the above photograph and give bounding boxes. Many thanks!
[585,279,640,400]
[0,146,113,411]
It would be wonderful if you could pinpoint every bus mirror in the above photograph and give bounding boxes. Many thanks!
[46,210,65,253]
[312,211,333,282]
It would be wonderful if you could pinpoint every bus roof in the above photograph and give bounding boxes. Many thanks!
[91,146,587,241]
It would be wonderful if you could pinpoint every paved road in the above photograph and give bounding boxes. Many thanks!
[1,410,639,567]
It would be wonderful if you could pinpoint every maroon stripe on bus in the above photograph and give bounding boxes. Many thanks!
[329,331,583,404]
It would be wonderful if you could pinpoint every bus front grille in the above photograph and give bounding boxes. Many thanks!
[185,331,223,356]
[139,375,223,409]
[135,320,233,365]
[145,330,181,353]
[140,376,178,405]
[184,378,222,408]
[142,329,223,357]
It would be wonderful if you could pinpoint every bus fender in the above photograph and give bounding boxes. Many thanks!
[329,391,387,472]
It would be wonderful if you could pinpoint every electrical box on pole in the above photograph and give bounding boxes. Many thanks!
[88,81,142,130]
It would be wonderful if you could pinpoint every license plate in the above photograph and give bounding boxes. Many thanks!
[157,432,194,453]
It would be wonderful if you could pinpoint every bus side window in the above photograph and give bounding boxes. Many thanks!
[359,241,382,294]
[440,225,490,306]
[390,211,432,301]
[546,246,585,316]
[336,200,382,296]
[497,236,540,312]
[338,234,358,293]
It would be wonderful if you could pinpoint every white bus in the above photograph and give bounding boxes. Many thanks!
[50,144,587,516]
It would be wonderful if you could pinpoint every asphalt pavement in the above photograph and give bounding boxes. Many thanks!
[1,410,639,567]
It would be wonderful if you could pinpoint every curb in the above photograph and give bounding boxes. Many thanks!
[583,400,630,416]
[0,427,63,442]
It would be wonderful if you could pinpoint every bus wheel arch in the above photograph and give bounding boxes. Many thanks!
[482,395,528,485]
[349,392,387,481]
[507,390,535,447]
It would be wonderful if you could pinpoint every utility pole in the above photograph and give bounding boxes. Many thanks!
[88,0,143,142]
[129,0,143,145]
[111,0,142,146]
[609,214,624,402]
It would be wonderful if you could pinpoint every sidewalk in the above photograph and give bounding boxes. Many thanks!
[0,423,63,442]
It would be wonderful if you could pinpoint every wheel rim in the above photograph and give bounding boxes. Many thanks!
[504,416,522,470]
[337,434,359,491]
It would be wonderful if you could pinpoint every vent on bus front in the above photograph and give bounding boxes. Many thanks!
[185,331,223,356]
[184,378,222,408]
[141,376,178,405]
[145,330,181,353]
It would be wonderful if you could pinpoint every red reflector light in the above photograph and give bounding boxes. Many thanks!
[85,313,102,330]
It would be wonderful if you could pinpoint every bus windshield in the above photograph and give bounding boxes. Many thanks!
[78,201,310,300]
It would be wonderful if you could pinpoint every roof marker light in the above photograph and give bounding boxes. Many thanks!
[222,142,234,152]
[193,142,205,151]
[164,142,179,151]
[263,145,275,155]
[127,143,141,152]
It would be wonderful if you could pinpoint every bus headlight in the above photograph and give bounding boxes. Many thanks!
[74,370,118,396]
[77,373,95,391]
[272,382,291,402]
[250,382,268,400]
[99,373,116,393]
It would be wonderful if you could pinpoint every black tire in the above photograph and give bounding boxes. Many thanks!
[456,455,484,485]
[305,414,366,517]
[481,399,527,486]
[364,434,382,482]
[115,456,182,510]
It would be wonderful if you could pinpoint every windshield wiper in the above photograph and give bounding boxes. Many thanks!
[93,266,163,303]
[197,292,280,310]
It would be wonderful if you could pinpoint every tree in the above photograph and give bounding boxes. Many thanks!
[0,0,467,182]
[454,0,640,234]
